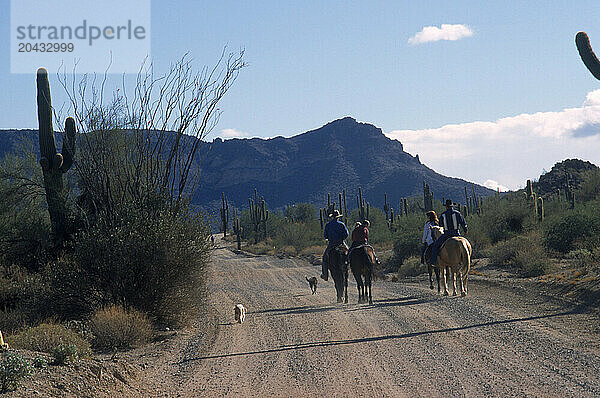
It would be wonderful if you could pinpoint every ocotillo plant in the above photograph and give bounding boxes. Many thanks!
[249,189,269,243]
[423,182,434,212]
[220,192,229,237]
[37,67,76,246]
[576,32,600,81]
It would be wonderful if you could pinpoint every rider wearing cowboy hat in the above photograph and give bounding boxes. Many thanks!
[321,209,349,280]
[430,199,467,265]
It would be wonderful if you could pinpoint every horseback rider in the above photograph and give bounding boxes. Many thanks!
[430,199,467,265]
[321,210,349,281]
[348,219,379,265]
[421,211,439,265]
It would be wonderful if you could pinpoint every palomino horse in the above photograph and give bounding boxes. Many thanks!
[430,226,472,296]
[348,245,374,304]
[328,245,349,303]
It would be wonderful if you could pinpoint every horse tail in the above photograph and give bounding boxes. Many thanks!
[461,239,471,284]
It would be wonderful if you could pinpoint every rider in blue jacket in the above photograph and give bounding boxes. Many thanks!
[430,199,467,265]
[321,210,349,280]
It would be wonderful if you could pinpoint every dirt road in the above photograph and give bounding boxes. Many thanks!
[146,242,600,398]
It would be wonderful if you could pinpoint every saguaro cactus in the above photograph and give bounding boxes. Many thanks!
[232,207,242,250]
[220,192,229,237]
[249,189,269,243]
[357,187,370,221]
[384,193,390,220]
[423,182,434,212]
[576,32,600,80]
[537,197,544,223]
[37,68,76,245]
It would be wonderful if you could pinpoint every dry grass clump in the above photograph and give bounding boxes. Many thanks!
[88,305,152,351]
[397,256,427,278]
[7,323,91,358]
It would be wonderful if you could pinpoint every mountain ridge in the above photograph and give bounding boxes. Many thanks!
[0,117,494,211]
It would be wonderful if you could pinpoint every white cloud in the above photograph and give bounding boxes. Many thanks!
[408,24,474,45]
[483,180,510,192]
[386,90,600,190]
[220,128,249,138]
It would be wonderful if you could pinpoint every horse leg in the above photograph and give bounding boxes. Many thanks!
[428,265,434,290]
[441,265,449,296]
[451,268,458,296]
[367,271,373,305]
[435,267,441,293]
[352,267,363,303]
[344,268,349,304]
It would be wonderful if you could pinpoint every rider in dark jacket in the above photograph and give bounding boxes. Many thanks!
[321,210,349,280]
[430,199,467,265]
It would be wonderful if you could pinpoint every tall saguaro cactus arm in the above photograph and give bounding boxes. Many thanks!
[36,67,76,245]
[576,32,600,81]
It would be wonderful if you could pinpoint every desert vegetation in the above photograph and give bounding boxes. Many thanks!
[0,50,245,381]
[222,159,599,285]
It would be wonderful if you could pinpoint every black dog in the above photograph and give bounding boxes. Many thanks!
[306,276,318,294]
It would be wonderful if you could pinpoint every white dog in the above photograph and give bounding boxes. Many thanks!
[234,304,247,324]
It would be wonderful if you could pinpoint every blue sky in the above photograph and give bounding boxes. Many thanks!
[2,1,600,189]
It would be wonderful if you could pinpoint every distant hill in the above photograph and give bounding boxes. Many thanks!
[533,159,598,196]
[0,117,494,211]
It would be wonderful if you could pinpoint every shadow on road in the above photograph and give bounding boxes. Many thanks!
[179,310,576,363]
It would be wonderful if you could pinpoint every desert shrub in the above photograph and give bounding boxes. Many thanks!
[543,211,600,254]
[0,267,48,333]
[273,222,321,251]
[486,232,549,276]
[278,245,298,256]
[89,305,152,351]
[245,241,276,255]
[397,256,427,278]
[52,343,78,365]
[7,323,91,358]
[390,214,423,267]
[284,203,316,223]
[32,357,47,369]
[514,245,549,277]
[577,169,600,203]
[464,216,492,258]
[565,249,596,269]
[0,149,52,272]
[480,197,533,243]
[57,205,211,327]
[0,352,33,393]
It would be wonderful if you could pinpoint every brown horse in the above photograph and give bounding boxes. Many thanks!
[430,226,472,296]
[348,245,374,304]
[423,244,447,293]
[328,245,349,303]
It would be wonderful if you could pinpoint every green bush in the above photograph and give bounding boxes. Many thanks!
[565,249,596,269]
[0,353,33,393]
[32,357,47,369]
[89,305,152,351]
[391,214,423,267]
[7,323,91,358]
[53,343,78,365]
[486,232,549,276]
[65,206,211,327]
[543,211,598,254]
